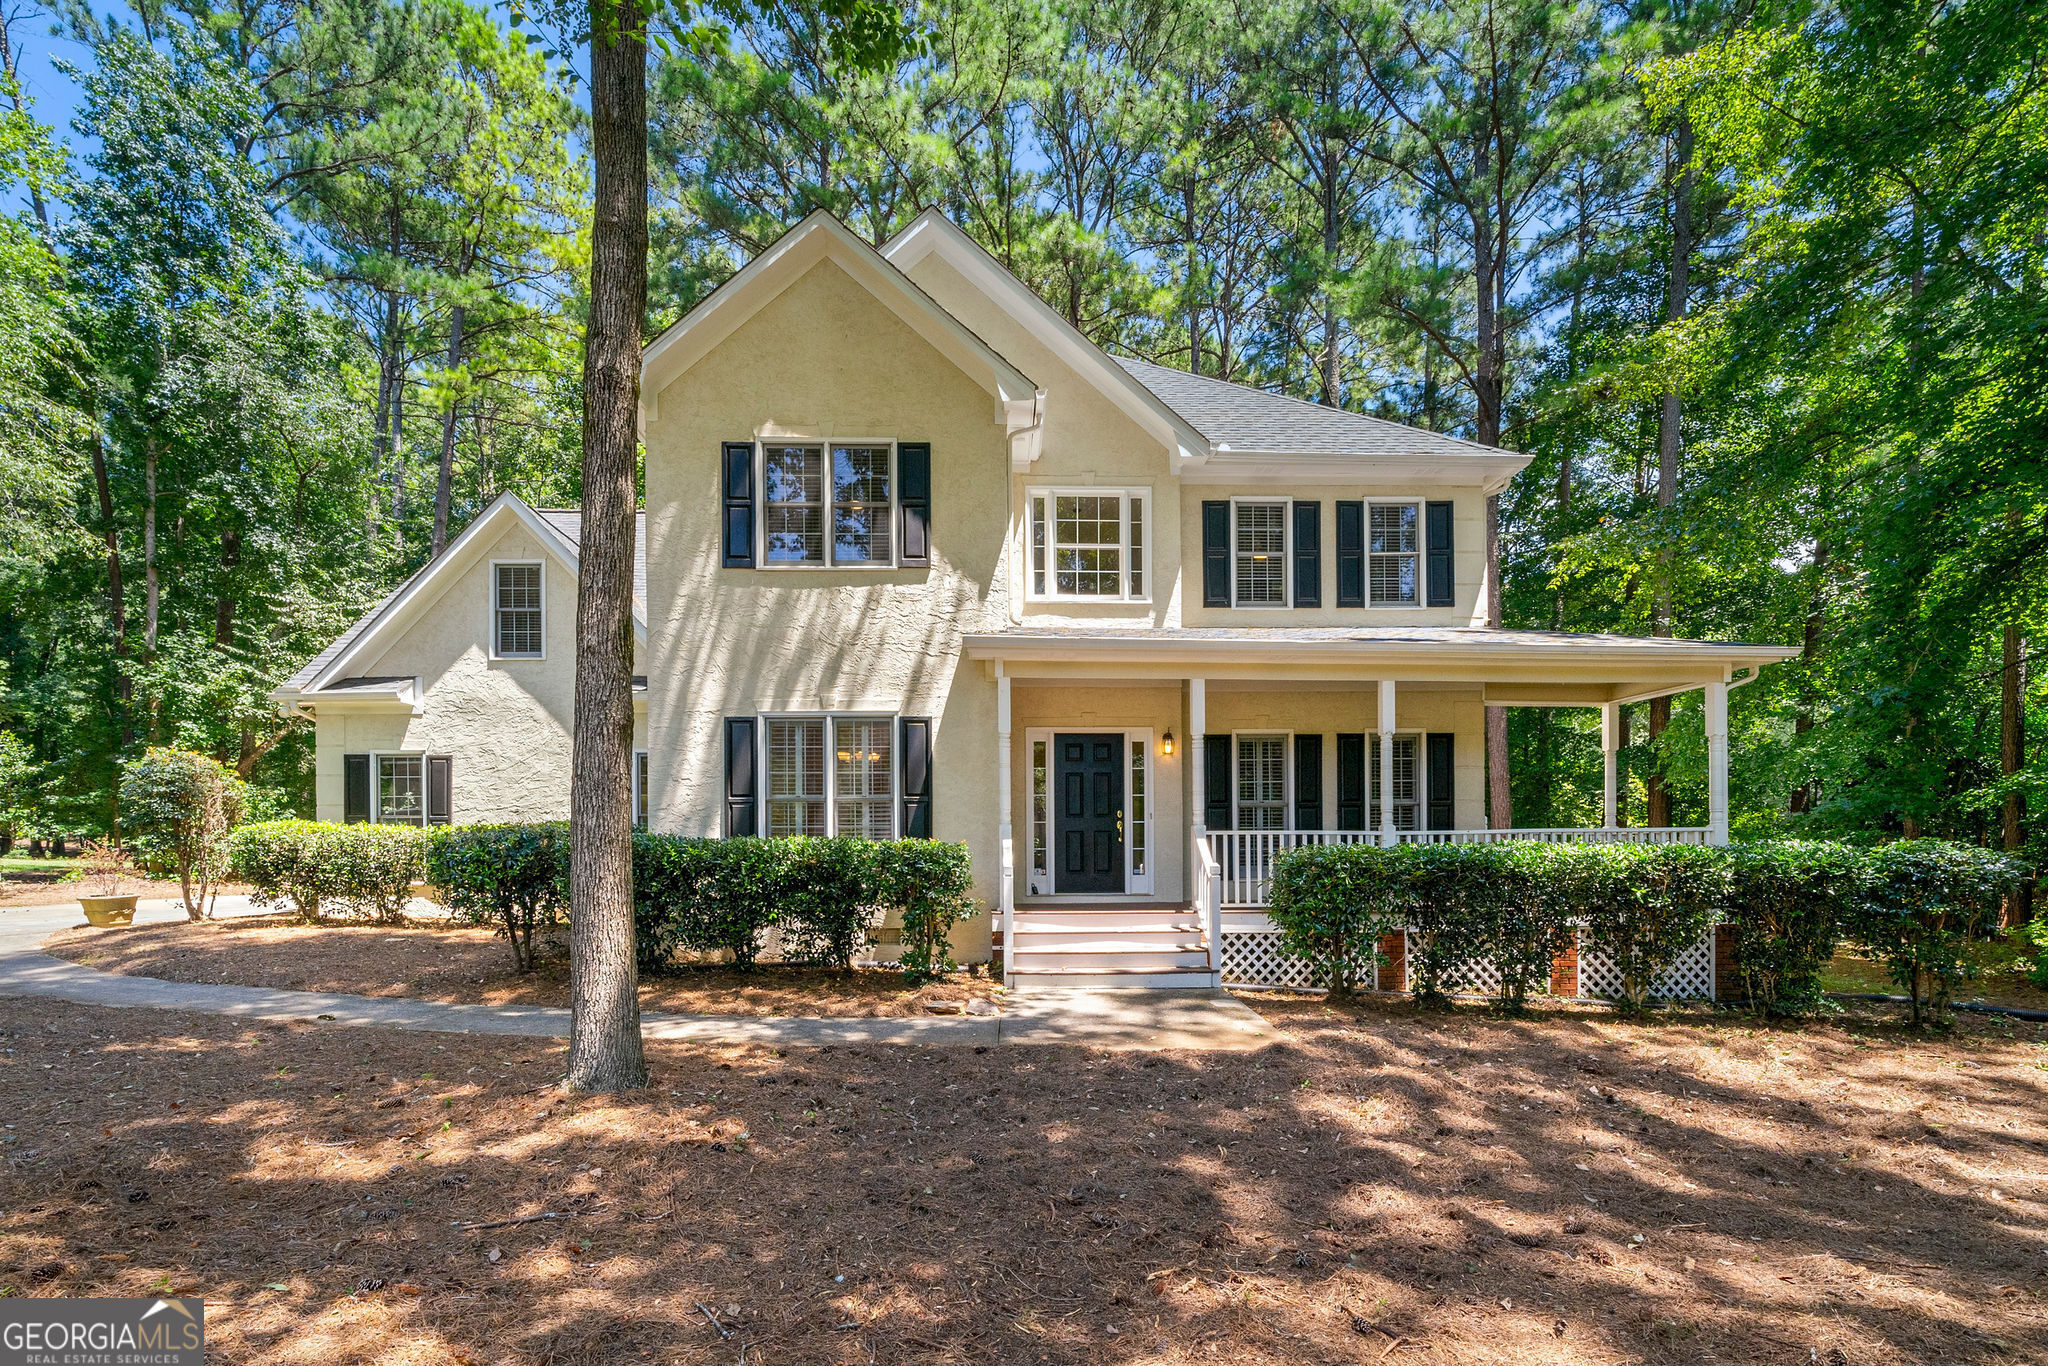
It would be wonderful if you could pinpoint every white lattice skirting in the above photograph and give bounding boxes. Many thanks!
[1222,927,1719,1000]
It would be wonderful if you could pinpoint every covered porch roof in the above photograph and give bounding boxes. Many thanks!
[962,625,1798,706]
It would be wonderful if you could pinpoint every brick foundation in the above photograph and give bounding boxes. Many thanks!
[1550,933,1580,997]
[1376,932,1407,992]
[1713,922,1742,1001]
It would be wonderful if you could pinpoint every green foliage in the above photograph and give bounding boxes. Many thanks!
[1845,841,2023,1026]
[118,747,245,919]
[1266,843,1402,997]
[1721,842,1856,1018]
[229,819,427,924]
[2026,916,2048,991]
[424,823,570,972]
[1575,843,1727,1017]
[631,834,972,980]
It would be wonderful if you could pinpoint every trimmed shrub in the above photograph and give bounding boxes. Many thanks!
[228,820,425,924]
[874,839,976,983]
[777,838,880,968]
[1401,842,1573,1013]
[425,823,570,972]
[1268,843,1404,997]
[1575,843,1727,1015]
[120,746,245,920]
[1845,840,2022,1025]
[1723,841,1858,1017]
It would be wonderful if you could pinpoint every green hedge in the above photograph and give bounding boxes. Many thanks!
[424,823,570,972]
[229,820,426,923]
[1269,838,2024,1020]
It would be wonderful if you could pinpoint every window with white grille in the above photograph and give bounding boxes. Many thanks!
[832,718,894,839]
[1236,734,1288,829]
[1234,501,1288,606]
[377,755,424,825]
[494,563,542,657]
[1370,735,1421,829]
[1368,502,1420,606]
[1027,488,1149,601]
[762,443,895,567]
[765,716,895,838]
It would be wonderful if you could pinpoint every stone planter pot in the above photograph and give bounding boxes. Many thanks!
[79,894,140,927]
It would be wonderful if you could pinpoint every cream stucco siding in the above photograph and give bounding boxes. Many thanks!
[312,520,646,824]
[643,256,1012,961]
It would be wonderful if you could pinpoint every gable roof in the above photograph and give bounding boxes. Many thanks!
[275,494,647,702]
[639,210,1042,435]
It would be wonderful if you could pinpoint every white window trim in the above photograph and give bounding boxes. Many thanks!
[1369,730,1428,830]
[1230,497,1292,609]
[1024,486,1153,603]
[1364,499,1425,609]
[1023,726,1155,897]
[489,559,545,659]
[370,751,427,826]
[633,749,649,830]
[756,712,899,837]
[756,439,899,571]
[1229,729,1292,830]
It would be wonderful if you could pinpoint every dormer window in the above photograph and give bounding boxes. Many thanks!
[1027,488,1149,602]
[493,562,543,657]
[762,441,895,567]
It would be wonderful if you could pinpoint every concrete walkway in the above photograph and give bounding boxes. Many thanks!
[0,899,1274,1051]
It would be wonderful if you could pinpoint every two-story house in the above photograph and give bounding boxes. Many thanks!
[274,210,1796,990]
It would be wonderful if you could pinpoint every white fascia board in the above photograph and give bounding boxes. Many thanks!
[307,494,645,692]
[1181,452,1532,493]
[960,631,1799,672]
[881,209,1212,464]
[640,210,1038,429]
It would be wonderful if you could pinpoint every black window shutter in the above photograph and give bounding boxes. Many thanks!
[1335,501,1365,608]
[1293,734,1323,829]
[1201,501,1231,607]
[1426,732,1456,830]
[1425,500,1454,606]
[898,443,931,567]
[900,716,933,837]
[425,755,453,825]
[1203,734,1232,830]
[1335,734,1366,831]
[1292,501,1321,608]
[343,753,371,824]
[723,717,758,836]
[722,442,755,568]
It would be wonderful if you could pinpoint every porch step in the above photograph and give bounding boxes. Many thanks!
[1010,921,1204,945]
[1009,966,1219,989]
[1011,946,1210,973]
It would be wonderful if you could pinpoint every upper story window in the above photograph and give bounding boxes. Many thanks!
[1234,500,1288,607]
[1368,501,1420,606]
[493,562,543,657]
[1027,488,1148,602]
[762,442,895,568]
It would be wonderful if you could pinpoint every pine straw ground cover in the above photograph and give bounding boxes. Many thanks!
[3,1000,2046,1365]
[42,917,993,1017]
[0,875,253,909]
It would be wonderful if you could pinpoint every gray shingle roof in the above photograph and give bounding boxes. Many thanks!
[1115,357,1508,461]
[533,509,648,605]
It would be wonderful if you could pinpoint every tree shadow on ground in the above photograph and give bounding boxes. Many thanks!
[2,995,2044,1364]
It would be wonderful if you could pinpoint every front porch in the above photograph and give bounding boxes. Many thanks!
[964,626,1797,989]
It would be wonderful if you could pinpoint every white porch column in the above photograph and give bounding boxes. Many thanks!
[996,666,1015,986]
[1705,679,1730,846]
[1189,677,1208,840]
[1377,679,1396,847]
[1599,702,1620,830]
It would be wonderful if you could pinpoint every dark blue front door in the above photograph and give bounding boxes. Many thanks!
[1057,733,1125,894]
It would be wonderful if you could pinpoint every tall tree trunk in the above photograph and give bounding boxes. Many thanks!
[0,19,49,234]
[214,527,240,647]
[432,304,467,556]
[1183,179,1202,376]
[143,441,161,743]
[1319,140,1340,408]
[2002,620,2029,925]
[1470,142,1511,828]
[371,286,401,535]
[1789,538,1829,814]
[91,435,131,748]
[1646,113,1694,829]
[564,0,649,1095]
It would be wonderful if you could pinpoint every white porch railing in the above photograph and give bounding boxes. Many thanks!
[1211,827,1713,907]
[1192,835,1225,987]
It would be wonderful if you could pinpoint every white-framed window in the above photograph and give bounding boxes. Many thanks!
[633,750,649,829]
[492,561,544,657]
[1026,487,1150,601]
[375,753,425,825]
[1370,734,1422,830]
[1233,732,1289,829]
[1022,726,1154,896]
[1233,499,1289,607]
[763,714,896,837]
[760,441,896,568]
[1368,501,1421,606]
